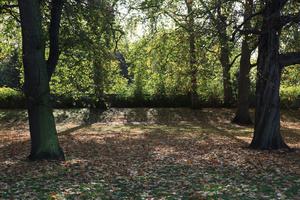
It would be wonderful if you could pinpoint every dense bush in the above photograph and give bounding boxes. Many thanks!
[1,86,299,109]
[0,87,25,108]
[281,86,300,108]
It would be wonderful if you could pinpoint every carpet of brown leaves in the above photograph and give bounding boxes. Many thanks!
[0,108,299,199]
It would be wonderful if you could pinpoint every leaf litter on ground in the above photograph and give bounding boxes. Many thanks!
[0,108,299,199]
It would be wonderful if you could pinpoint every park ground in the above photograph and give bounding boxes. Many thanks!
[0,108,299,199]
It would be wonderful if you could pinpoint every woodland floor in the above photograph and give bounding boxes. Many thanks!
[0,108,300,200]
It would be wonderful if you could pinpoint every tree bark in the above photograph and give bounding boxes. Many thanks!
[217,6,233,107]
[220,39,233,107]
[93,56,106,109]
[185,0,198,109]
[18,0,65,160]
[233,0,253,125]
[250,1,289,150]
[232,39,252,125]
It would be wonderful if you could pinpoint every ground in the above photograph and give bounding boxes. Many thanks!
[0,108,299,200]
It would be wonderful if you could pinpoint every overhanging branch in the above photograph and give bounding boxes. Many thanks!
[279,52,300,67]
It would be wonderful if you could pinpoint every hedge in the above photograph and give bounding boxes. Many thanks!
[0,87,299,109]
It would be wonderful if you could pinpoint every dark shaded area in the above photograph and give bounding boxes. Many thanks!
[0,50,21,89]
[1,89,300,109]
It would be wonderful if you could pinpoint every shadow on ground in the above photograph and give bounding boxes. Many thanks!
[0,108,299,199]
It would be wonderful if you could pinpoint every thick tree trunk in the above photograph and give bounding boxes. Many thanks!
[233,39,252,125]
[233,0,253,125]
[18,0,64,160]
[250,1,288,150]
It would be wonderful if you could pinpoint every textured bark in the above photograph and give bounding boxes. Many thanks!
[250,1,288,150]
[18,0,65,160]
[233,0,253,125]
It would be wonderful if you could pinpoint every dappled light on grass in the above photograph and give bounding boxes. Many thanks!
[0,108,299,199]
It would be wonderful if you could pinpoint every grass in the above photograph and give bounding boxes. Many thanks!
[0,108,299,199]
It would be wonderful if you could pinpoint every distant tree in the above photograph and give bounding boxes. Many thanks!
[126,0,201,108]
[184,0,198,108]
[18,0,65,160]
[199,0,239,106]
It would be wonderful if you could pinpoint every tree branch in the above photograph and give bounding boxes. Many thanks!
[47,0,64,80]
[279,52,300,67]
[229,53,242,68]
[231,11,263,41]
[280,12,300,27]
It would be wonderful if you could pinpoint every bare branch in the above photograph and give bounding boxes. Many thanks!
[229,53,242,68]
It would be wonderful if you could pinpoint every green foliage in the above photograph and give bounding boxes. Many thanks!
[0,0,299,108]
[0,49,21,89]
[0,87,25,108]
[280,86,300,108]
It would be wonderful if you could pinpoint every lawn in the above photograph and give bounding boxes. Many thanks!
[0,108,299,199]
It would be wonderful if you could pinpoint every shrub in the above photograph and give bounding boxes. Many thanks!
[281,86,300,108]
[0,87,25,108]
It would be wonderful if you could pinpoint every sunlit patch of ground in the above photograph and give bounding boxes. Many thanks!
[0,108,299,199]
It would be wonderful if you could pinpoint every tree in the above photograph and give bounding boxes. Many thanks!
[185,0,198,108]
[125,0,202,107]
[232,0,256,125]
[18,0,65,160]
[250,0,300,149]
[199,0,238,106]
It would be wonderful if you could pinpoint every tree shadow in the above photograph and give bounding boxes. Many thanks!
[1,116,300,199]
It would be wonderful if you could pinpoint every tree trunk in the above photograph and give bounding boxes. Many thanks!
[232,39,252,125]
[220,43,233,107]
[18,0,65,160]
[216,6,233,107]
[233,0,253,125]
[185,0,198,109]
[250,1,289,150]
[93,57,106,109]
